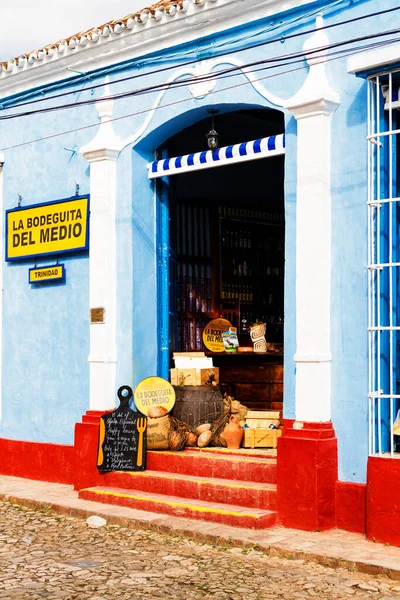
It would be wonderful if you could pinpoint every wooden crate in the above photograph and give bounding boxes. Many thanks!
[200,367,219,385]
[243,428,282,449]
[245,410,281,430]
[171,368,219,386]
[170,368,201,386]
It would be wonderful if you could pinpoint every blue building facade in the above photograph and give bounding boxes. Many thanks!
[0,0,399,541]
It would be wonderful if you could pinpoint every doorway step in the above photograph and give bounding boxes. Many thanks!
[79,448,278,529]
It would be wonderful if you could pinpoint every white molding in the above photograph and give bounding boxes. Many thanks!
[286,16,339,423]
[0,0,317,101]
[81,149,119,163]
[0,159,4,421]
[80,84,122,412]
[88,355,118,363]
[348,42,400,75]
[294,353,332,363]
[120,57,286,152]
[287,98,340,119]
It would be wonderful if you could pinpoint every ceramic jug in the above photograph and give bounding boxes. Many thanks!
[223,414,244,449]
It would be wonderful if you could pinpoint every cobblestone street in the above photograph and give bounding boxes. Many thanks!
[0,500,400,600]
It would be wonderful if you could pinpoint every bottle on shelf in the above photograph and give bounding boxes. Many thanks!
[243,261,248,277]
[232,259,237,276]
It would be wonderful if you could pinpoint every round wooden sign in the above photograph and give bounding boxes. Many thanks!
[134,376,176,416]
[202,318,232,353]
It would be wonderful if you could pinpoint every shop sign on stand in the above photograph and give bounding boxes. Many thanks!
[97,386,147,472]
[202,318,232,353]
[134,376,176,416]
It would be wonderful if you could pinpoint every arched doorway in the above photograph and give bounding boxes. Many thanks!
[154,107,285,412]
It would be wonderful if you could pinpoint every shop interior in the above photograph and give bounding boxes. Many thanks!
[166,108,285,413]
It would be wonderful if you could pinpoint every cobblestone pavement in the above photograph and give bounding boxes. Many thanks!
[1,500,400,600]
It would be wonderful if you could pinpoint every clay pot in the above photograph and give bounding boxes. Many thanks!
[223,415,244,449]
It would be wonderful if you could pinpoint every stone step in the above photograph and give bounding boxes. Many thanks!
[146,449,277,483]
[184,447,277,459]
[79,486,278,529]
[101,470,277,510]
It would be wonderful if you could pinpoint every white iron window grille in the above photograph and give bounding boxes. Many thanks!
[368,68,400,456]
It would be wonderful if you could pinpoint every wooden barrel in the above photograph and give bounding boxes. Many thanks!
[171,386,224,429]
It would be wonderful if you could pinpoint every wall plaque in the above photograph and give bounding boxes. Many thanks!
[97,386,147,472]
[90,308,105,323]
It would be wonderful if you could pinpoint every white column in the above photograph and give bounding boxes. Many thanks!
[0,153,4,421]
[285,16,339,422]
[81,83,122,412]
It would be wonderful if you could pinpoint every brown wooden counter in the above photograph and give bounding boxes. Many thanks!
[206,352,283,411]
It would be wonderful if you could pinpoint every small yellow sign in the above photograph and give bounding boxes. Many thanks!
[202,318,232,353]
[29,264,65,284]
[134,376,176,416]
[6,196,89,261]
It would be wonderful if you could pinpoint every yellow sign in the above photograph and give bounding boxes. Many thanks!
[203,318,232,353]
[6,196,89,261]
[29,264,65,284]
[134,376,176,416]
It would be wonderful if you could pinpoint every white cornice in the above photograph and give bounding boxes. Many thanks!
[0,0,315,101]
[348,42,400,75]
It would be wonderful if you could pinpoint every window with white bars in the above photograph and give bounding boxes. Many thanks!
[368,69,400,456]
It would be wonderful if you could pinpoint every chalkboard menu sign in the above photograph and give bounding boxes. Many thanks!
[97,386,147,472]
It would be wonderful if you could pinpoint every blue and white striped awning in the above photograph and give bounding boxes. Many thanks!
[147,134,285,179]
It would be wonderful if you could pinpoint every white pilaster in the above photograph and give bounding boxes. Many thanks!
[0,153,4,421]
[285,16,339,422]
[81,81,122,411]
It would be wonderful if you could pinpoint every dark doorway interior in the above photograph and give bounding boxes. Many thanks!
[166,108,285,360]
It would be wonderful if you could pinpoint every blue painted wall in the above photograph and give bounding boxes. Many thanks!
[0,100,94,444]
[0,0,390,480]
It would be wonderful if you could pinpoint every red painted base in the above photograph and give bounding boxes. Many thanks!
[79,486,278,529]
[0,411,108,490]
[0,438,75,484]
[336,481,366,534]
[367,456,400,546]
[277,420,338,531]
[73,411,109,491]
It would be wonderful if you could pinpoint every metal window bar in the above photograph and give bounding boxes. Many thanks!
[368,70,400,456]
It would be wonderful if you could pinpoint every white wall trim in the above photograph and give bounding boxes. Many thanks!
[0,0,318,101]
[80,82,122,412]
[348,42,400,75]
[294,353,332,363]
[0,155,4,421]
[119,57,286,153]
[286,16,339,423]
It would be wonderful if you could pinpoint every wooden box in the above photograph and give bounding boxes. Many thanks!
[245,410,281,430]
[200,367,219,385]
[243,428,282,449]
[170,368,201,386]
[170,368,219,386]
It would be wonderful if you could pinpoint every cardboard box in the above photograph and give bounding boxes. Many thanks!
[173,352,213,371]
[243,428,282,449]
